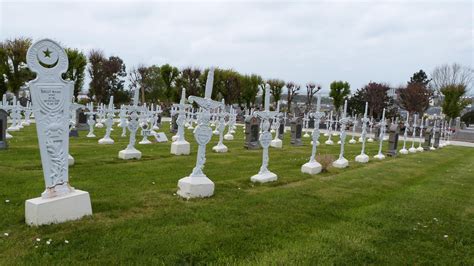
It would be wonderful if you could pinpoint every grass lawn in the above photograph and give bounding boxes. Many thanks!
[0,123,473,264]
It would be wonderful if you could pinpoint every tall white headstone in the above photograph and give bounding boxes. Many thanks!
[251,84,280,183]
[270,101,283,148]
[325,111,334,145]
[119,87,142,160]
[24,39,92,226]
[409,114,418,153]
[301,94,324,174]
[355,102,370,163]
[212,99,229,153]
[333,100,349,168]
[177,68,224,198]
[171,88,191,155]
[98,96,115,144]
[374,108,387,160]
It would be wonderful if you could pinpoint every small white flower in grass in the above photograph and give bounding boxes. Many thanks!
[36,238,41,242]
[35,246,38,249]
[64,240,69,244]
[5,199,10,203]
[4,233,9,237]
[444,235,448,238]
[46,241,51,245]
[152,182,155,185]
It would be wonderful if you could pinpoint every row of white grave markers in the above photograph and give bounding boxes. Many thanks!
[16,38,455,225]
[0,95,35,139]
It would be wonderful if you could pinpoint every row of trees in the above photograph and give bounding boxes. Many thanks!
[0,37,472,119]
[0,37,87,98]
[331,66,472,120]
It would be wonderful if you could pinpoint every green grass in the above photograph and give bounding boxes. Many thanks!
[0,123,473,265]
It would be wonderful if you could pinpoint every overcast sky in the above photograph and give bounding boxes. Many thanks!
[1,0,472,95]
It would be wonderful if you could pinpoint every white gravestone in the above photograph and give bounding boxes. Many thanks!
[118,105,128,137]
[224,106,235,140]
[333,100,350,168]
[409,114,418,153]
[301,94,324,174]
[171,88,191,155]
[270,101,283,148]
[416,116,425,152]
[303,113,310,138]
[25,39,92,226]
[374,108,387,160]
[85,102,96,138]
[177,68,223,198]
[98,96,115,144]
[399,112,409,154]
[325,111,334,145]
[251,84,280,183]
[212,99,229,153]
[348,114,358,144]
[118,87,142,160]
[367,117,374,142]
[355,102,370,163]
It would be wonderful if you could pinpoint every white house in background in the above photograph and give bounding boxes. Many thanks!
[77,91,90,101]
[388,87,397,99]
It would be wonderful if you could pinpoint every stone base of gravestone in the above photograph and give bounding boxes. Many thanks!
[355,154,369,163]
[332,157,349,168]
[171,135,179,142]
[270,138,282,148]
[224,133,234,140]
[399,148,409,154]
[69,129,79,137]
[325,138,334,145]
[171,140,190,155]
[250,171,277,183]
[374,153,386,160]
[25,190,92,226]
[68,154,74,166]
[212,144,228,153]
[139,138,152,145]
[301,161,322,175]
[177,176,214,199]
[118,147,142,160]
[98,137,114,145]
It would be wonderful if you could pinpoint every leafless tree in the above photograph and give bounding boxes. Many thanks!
[431,63,473,93]
[286,82,300,112]
[305,82,321,112]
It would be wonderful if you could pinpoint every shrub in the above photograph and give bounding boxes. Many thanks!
[316,154,334,172]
